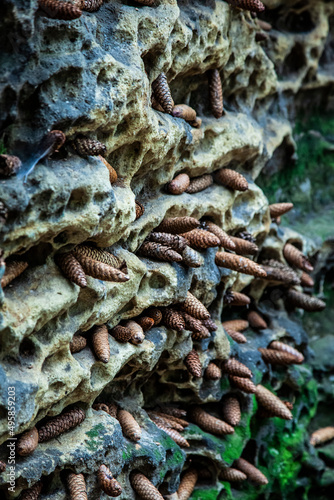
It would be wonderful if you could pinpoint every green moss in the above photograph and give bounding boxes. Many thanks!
[85,423,105,451]
[0,140,6,155]
[190,486,222,499]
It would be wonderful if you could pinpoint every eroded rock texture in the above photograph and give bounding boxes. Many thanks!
[0,0,333,498]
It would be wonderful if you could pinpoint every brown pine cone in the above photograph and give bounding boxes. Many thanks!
[151,95,165,112]
[208,69,223,119]
[259,347,301,365]
[80,0,104,12]
[67,472,88,500]
[1,260,28,288]
[188,116,202,128]
[202,221,236,250]
[255,31,269,42]
[286,289,326,312]
[97,464,122,497]
[0,154,22,177]
[154,421,190,448]
[136,316,155,331]
[221,396,241,426]
[107,403,118,418]
[214,168,248,191]
[172,104,197,122]
[190,406,234,435]
[73,245,124,270]
[300,272,314,288]
[145,307,163,325]
[38,407,86,442]
[185,174,213,194]
[235,231,256,243]
[205,362,222,380]
[117,409,141,441]
[93,403,110,414]
[283,243,313,272]
[78,255,130,282]
[166,173,190,195]
[228,0,265,13]
[38,0,82,19]
[73,136,106,157]
[225,327,247,344]
[92,325,110,363]
[215,252,266,278]
[70,334,87,354]
[180,311,209,336]
[229,376,256,393]
[157,406,187,418]
[184,349,202,378]
[177,468,198,500]
[230,236,258,255]
[123,320,145,345]
[247,311,267,329]
[224,290,251,307]
[154,412,188,428]
[255,385,293,420]
[130,472,164,500]
[202,318,218,331]
[149,412,184,431]
[43,130,66,154]
[161,307,186,331]
[20,481,43,500]
[269,202,293,219]
[138,241,183,263]
[222,358,252,378]
[180,229,220,249]
[310,426,334,447]
[111,325,132,343]
[258,400,293,419]
[152,73,173,115]
[55,253,87,288]
[261,260,300,285]
[0,460,6,472]
[219,467,247,482]
[222,319,249,331]
[135,201,145,220]
[180,292,210,319]
[147,232,188,252]
[257,19,272,31]
[181,246,204,268]
[233,458,268,485]
[269,340,304,363]
[155,216,200,234]
[17,426,39,456]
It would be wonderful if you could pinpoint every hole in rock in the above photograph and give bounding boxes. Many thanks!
[67,187,90,211]
[19,338,36,359]
[278,43,307,79]
[148,273,167,289]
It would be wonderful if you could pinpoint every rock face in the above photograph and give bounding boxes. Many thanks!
[0,0,333,498]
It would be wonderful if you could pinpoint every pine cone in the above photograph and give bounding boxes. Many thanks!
[17,426,39,456]
[286,289,326,312]
[147,232,188,252]
[202,318,218,331]
[177,468,198,500]
[221,396,241,426]
[310,426,334,447]
[70,334,87,353]
[92,325,110,363]
[222,358,252,378]
[138,241,183,263]
[97,464,122,497]
[93,403,110,413]
[123,320,145,345]
[180,229,220,249]
[185,174,213,194]
[184,349,202,378]
[73,246,124,270]
[152,73,173,115]
[133,0,155,5]
[233,458,268,485]
[261,260,300,285]
[80,0,104,12]
[155,216,200,234]
[235,230,256,244]
[56,253,87,288]
[111,325,132,343]
[228,0,265,13]
[257,19,272,31]
[229,376,256,393]
[180,292,210,319]
[247,311,267,329]
[161,307,186,331]
[137,316,155,331]
[258,400,293,419]
[1,260,28,288]
[269,202,293,219]
[154,412,188,428]
[130,472,164,500]
[205,362,222,380]
[38,407,86,442]
[149,412,184,431]
[255,385,293,420]
[224,290,251,306]
[255,31,269,42]
[135,201,145,220]
[283,243,313,272]
[108,403,118,418]
[73,136,106,156]
[172,104,197,122]
[215,252,266,278]
[300,272,314,288]
[38,0,82,19]
[188,116,202,128]
[0,154,22,177]
[202,221,236,250]
[154,421,190,448]
[190,406,234,435]
[222,319,249,331]
[157,406,187,418]
[180,311,210,337]
[117,409,141,442]
[0,460,6,472]
[20,481,43,500]
[181,246,204,268]
[269,340,304,363]
[219,467,247,482]
[230,236,258,255]
[214,168,248,191]
[43,129,66,154]
[259,348,300,365]
[67,472,88,500]
[145,307,163,325]
[78,255,130,282]
[166,173,190,195]
[208,69,223,118]
[225,327,247,344]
